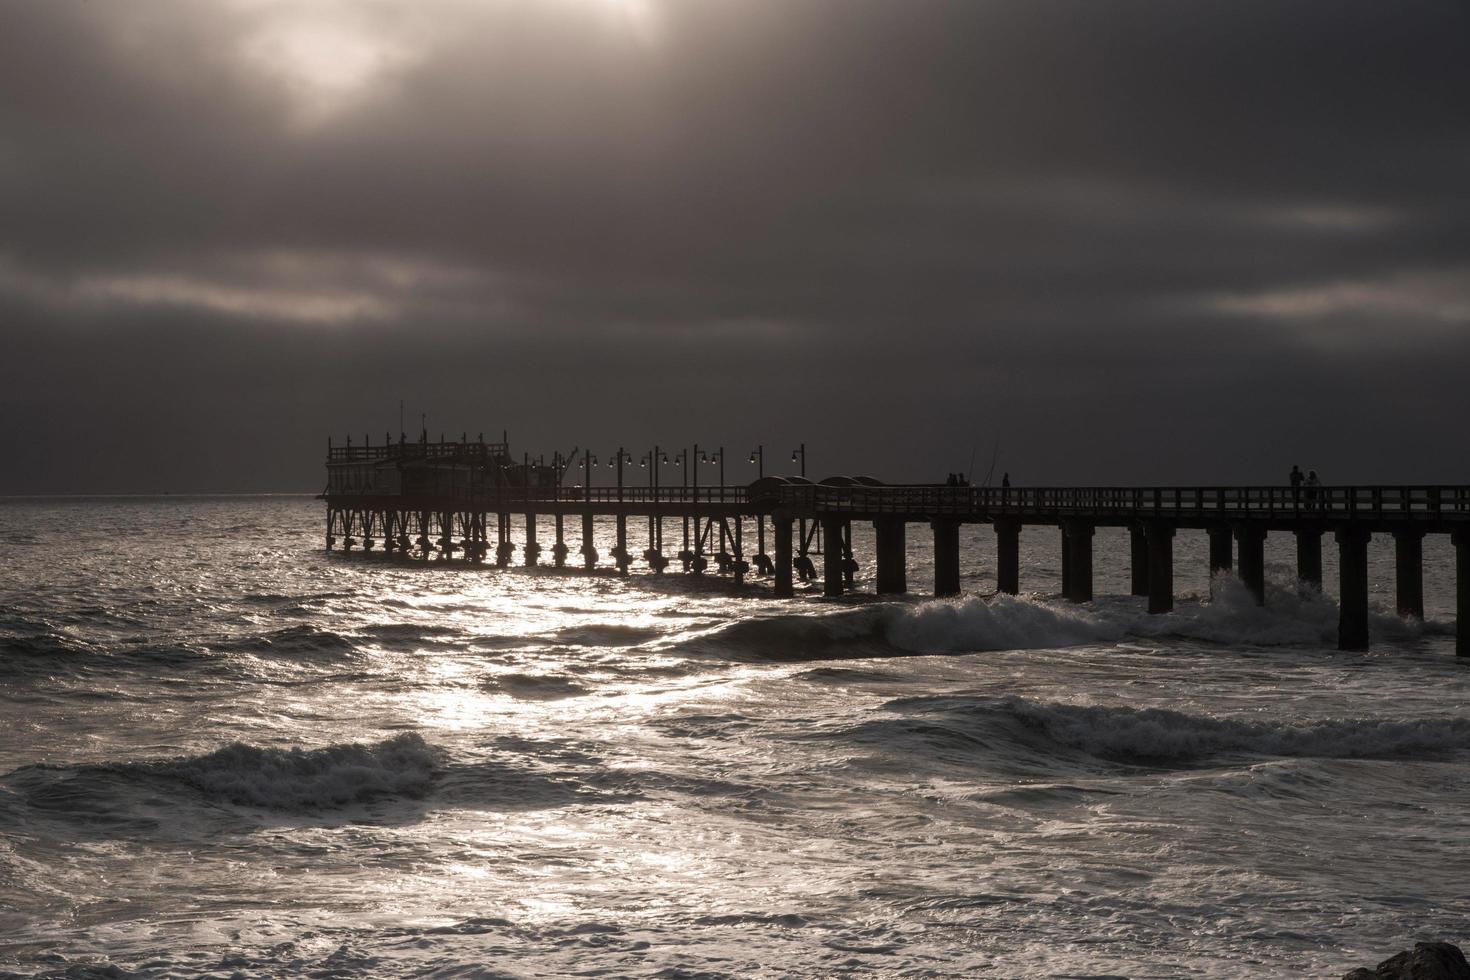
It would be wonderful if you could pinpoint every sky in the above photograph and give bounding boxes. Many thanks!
[2,0,1468,493]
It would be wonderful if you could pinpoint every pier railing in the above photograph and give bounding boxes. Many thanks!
[777,484,1470,521]
[321,478,1470,521]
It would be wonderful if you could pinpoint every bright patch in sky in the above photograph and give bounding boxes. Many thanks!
[228,1,428,124]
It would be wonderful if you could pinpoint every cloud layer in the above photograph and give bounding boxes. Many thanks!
[3,0,1468,491]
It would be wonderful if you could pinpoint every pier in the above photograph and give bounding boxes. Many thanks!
[323,434,1470,655]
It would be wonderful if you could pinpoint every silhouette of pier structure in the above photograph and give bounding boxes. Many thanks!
[324,433,1470,655]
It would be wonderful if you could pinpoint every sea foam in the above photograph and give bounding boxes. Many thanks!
[882,574,1446,655]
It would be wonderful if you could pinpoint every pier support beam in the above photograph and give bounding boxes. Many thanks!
[1063,521,1094,602]
[554,514,566,568]
[525,512,538,568]
[1337,527,1371,651]
[581,513,596,571]
[1394,528,1425,619]
[932,519,961,598]
[995,519,1020,596]
[1455,529,1470,657]
[841,522,855,589]
[774,517,794,598]
[1146,521,1175,615]
[1208,525,1233,577]
[874,518,907,595]
[822,517,844,597]
[1296,529,1322,589]
[1059,527,1072,599]
[615,515,629,575]
[1235,525,1267,605]
[1130,525,1149,597]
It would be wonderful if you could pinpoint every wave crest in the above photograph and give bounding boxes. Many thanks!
[881,695,1470,764]
[145,732,441,808]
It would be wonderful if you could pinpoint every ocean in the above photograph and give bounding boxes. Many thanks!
[1,495,1466,978]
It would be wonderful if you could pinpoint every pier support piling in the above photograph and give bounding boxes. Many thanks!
[581,512,596,570]
[1337,527,1371,651]
[1059,526,1072,599]
[1455,529,1470,657]
[1063,521,1094,602]
[1146,521,1175,615]
[525,512,538,568]
[615,515,629,575]
[774,517,794,598]
[1394,528,1425,619]
[1296,529,1322,589]
[822,517,844,597]
[1208,525,1233,577]
[932,519,961,598]
[874,518,907,595]
[841,522,855,589]
[995,519,1020,595]
[1130,525,1149,597]
[1235,525,1267,605]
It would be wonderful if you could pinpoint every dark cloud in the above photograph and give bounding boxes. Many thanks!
[3,0,1469,492]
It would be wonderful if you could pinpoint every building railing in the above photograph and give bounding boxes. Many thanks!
[324,484,752,506]
[326,441,508,463]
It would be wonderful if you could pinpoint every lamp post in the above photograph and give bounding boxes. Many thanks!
[609,447,632,573]
[700,447,725,572]
[608,446,631,501]
[641,446,666,552]
[580,450,600,503]
[690,444,709,572]
[672,448,690,560]
[750,446,766,564]
[792,442,808,563]
[702,446,724,501]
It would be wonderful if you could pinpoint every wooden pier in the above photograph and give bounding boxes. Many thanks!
[323,434,1470,655]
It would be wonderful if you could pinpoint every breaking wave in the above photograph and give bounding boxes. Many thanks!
[213,624,358,659]
[678,609,898,661]
[5,734,442,815]
[874,694,1470,764]
[145,733,442,808]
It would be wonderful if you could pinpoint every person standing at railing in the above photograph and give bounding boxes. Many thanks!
[1290,464,1303,508]
[1306,470,1321,509]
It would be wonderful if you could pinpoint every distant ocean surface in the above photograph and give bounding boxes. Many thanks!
[1,495,1467,978]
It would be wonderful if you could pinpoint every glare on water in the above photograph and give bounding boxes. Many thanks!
[0,495,1467,977]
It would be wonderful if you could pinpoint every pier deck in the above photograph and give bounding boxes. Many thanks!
[322,436,1470,654]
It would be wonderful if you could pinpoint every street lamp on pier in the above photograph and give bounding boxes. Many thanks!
[608,447,632,501]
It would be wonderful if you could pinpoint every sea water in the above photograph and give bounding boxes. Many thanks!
[1,496,1466,977]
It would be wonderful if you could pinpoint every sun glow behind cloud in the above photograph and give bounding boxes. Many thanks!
[219,0,668,125]
[227,0,430,125]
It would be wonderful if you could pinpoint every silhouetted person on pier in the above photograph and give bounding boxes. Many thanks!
[946,473,957,486]
[1001,473,1011,488]
[1306,469,1321,509]
[1290,464,1303,506]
